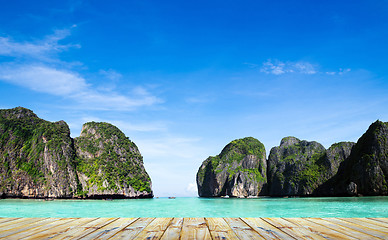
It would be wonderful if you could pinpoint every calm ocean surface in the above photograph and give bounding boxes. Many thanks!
[1,196,388,218]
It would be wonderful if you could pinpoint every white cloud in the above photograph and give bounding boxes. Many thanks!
[260,59,351,76]
[260,59,318,75]
[325,68,351,75]
[339,68,351,75]
[325,72,336,75]
[0,65,87,95]
[294,62,317,74]
[261,60,286,75]
[0,27,79,61]
[99,69,122,82]
[0,64,161,110]
[0,28,162,110]
[73,88,161,110]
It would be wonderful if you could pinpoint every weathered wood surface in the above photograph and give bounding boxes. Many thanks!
[0,217,387,239]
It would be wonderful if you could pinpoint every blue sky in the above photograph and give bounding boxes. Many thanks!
[1,0,388,197]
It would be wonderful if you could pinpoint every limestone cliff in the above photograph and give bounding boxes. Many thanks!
[267,137,354,196]
[316,120,388,196]
[0,107,79,198]
[74,122,153,198]
[0,107,153,199]
[196,137,267,197]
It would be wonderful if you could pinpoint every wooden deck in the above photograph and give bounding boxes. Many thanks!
[0,217,387,239]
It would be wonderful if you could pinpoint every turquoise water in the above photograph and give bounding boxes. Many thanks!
[1,197,388,218]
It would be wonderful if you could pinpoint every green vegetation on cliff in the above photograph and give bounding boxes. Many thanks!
[218,137,265,167]
[315,120,388,196]
[0,107,79,197]
[197,137,267,197]
[0,108,75,179]
[0,107,152,199]
[75,122,152,195]
[267,137,348,196]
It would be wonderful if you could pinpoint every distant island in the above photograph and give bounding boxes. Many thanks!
[197,120,388,198]
[0,107,153,199]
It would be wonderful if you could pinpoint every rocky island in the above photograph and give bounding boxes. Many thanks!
[197,120,388,197]
[196,137,267,197]
[0,107,153,199]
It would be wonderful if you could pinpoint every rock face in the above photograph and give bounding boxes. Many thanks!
[196,137,267,197]
[267,137,354,196]
[267,137,326,196]
[325,142,355,178]
[0,107,78,198]
[75,122,152,198]
[315,120,388,196]
[0,107,153,199]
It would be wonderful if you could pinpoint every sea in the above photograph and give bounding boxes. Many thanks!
[1,196,387,218]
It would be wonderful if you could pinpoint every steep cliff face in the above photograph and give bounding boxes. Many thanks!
[196,137,267,197]
[74,122,153,198]
[0,107,79,198]
[267,137,354,196]
[316,121,388,196]
[0,107,153,199]
[324,142,355,178]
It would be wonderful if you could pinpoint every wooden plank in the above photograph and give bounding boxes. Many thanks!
[108,218,154,239]
[132,218,172,240]
[206,218,240,240]
[31,218,98,240]
[286,218,358,240]
[81,218,137,239]
[306,218,383,239]
[330,218,388,239]
[3,218,78,239]
[0,218,61,238]
[373,218,388,223]
[50,218,118,240]
[0,217,387,239]
[263,217,326,240]
[21,218,101,240]
[160,217,183,240]
[180,217,212,240]
[242,218,293,239]
[0,218,45,230]
[340,218,388,232]
[222,217,265,239]
[0,218,20,224]
[369,218,388,225]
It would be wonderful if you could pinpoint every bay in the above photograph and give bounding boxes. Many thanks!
[1,196,387,218]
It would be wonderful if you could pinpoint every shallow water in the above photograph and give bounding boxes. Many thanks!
[1,196,388,218]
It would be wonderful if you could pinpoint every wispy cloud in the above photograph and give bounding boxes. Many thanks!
[259,59,351,76]
[325,68,351,75]
[260,59,317,75]
[0,63,161,110]
[98,69,122,82]
[0,65,87,95]
[0,27,161,110]
[0,27,79,61]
